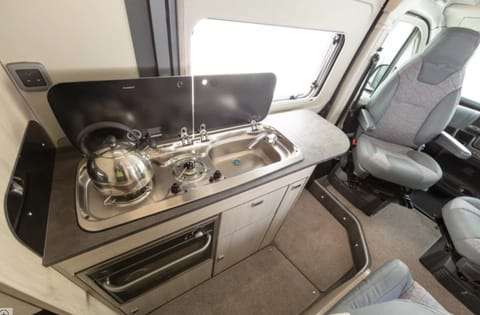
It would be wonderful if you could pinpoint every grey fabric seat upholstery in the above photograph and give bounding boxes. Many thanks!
[355,134,443,189]
[354,27,480,190]
[443,197,480,265]
[329,259,450,315]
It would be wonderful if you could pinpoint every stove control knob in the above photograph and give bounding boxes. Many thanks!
[213,170,222,181]
[171,183,181,194]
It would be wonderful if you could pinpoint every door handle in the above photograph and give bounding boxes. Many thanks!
[291,183,303,190]
[251,200,264,207]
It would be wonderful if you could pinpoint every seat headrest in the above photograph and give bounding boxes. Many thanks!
[418,27,480,84]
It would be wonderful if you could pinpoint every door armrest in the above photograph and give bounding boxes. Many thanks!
[435,131,472,160]
[358,109,376,132]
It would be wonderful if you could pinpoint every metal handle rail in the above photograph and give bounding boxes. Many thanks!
[101,232,212,293]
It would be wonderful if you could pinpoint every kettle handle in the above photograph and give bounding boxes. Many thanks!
[77,121,140,157]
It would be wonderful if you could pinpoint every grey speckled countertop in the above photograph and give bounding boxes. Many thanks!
[43,109,350,266]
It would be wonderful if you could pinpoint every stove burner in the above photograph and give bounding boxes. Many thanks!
[173,158,208,182]
[104,182,153,207]
[184,161,196,170]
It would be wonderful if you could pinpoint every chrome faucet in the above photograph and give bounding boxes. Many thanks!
[248,133,278,150]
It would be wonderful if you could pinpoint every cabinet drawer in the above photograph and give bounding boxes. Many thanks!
[219,187,287,237]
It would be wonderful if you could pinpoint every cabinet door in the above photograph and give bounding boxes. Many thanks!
[218,187,287,237]
[260,177,307,248]
[214,187,287,274]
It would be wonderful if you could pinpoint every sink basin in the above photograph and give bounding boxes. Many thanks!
[209,137,281,177]
[75,124,303,231]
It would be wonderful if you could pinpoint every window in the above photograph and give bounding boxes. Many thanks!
[377,21,418,69]
[461,48,480,103]
[190,19,342,101]
[363,21,422,96]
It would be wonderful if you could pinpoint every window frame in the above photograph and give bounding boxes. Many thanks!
[367,13,429,95]
[373,26,421,91]
[189,18,345,103]
[459,39,480,105]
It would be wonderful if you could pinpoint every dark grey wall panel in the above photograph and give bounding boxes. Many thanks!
[150,0,172,76]
[125,0,159,77]
[166,0,180,75]
[125,0,180,77]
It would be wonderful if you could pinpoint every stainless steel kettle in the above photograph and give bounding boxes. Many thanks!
[78,122,154,201]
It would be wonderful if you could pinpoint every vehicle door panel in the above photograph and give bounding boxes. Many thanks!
[430,101,480,197]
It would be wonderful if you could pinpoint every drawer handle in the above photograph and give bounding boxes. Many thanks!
[101,232,212,293]
[251,200,264,207]
[291,183,303,190]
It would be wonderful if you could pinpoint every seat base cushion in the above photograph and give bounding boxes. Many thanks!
[353,134,442,190]
[443,197,480,265]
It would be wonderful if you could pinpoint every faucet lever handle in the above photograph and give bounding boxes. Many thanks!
[180,127,191,146]
[250,119,259,132]
[199,123,209,142]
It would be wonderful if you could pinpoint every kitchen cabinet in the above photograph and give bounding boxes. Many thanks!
[56,166,315,314]
[214,187,287,274]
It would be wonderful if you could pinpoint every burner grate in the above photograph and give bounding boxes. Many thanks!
[104,181,153,207]
[173,158,209,182]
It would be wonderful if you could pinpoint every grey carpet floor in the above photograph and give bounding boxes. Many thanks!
[152,186,467,315]
[327,185,473,315]
[152,246,319,315]
[274,190,353,291]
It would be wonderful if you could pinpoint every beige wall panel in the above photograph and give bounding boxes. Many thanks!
[0,0,139,144]
[0,64,115,314]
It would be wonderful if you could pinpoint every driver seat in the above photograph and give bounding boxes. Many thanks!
[353,27,480,190]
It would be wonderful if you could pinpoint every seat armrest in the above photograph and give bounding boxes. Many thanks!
[435,131,472,160]
[358,109,376,132]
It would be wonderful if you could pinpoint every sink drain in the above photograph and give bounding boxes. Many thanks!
[233,159,241,166]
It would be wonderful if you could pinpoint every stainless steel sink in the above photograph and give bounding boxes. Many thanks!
[76,124,303,231]
[209,132,295,178]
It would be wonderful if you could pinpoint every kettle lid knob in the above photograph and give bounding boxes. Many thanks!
[105,135,117,147]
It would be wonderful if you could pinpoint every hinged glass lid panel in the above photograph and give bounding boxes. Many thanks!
[193,73,276,132]
[47,76,193,148]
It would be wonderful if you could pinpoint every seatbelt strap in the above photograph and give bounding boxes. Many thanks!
[351,52,380,110]
[337,51,380,132]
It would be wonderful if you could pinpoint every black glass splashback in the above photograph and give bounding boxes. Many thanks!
[47,73,276,149]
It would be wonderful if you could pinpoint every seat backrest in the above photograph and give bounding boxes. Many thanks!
[365,27,480,148]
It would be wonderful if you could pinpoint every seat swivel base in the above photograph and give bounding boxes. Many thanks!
[420,237,480,314]
[328,161,408,216]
